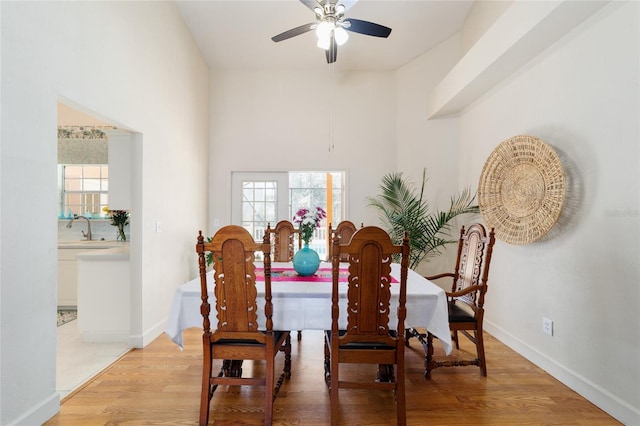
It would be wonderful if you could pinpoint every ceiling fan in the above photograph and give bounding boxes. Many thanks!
[271,0,392,64]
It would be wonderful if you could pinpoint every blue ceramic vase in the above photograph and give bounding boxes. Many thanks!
[292,243,321,276]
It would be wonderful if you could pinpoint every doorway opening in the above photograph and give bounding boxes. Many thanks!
[56,101,137,399]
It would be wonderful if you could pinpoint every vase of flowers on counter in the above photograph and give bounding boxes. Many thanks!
[292,206,326,276]
[103,207,130,241]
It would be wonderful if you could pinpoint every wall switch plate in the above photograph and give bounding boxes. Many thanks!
[543,317,554,336]
[155,221,162,233]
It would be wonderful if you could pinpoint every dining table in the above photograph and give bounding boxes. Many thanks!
[165,262,452,355]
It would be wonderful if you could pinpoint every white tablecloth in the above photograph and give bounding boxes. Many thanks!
[165,262,452,354]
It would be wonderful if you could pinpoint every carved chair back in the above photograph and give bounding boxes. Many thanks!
[197,225,274,340]
[328,220,358,262]
[267,220,300,262]
[448,223,495,317]
[331,226,410,346]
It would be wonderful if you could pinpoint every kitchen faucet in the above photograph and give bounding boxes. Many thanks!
[66,215,92,240]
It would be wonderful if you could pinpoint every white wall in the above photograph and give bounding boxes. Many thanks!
[396,33,481,275]
[396,34,462,206]
[398,1,639,424]
[0,2,209,424]
[208,69,396,233]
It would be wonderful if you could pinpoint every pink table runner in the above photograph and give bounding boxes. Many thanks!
[256,267,398,283]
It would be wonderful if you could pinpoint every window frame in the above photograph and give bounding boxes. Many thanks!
[59,164,109,219]
[231,170,347,258]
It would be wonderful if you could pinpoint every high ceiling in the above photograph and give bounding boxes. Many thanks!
[176,0,475,71]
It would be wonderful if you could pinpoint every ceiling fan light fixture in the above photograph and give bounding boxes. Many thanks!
[315,21,333,38]
[316,20,334,50]
[271,0,392,64]
[317,34,331,50]
[334,26,348,46]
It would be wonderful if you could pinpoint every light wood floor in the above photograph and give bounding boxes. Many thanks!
[45,328,620,425]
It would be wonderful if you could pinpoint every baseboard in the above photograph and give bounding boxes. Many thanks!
[484,321,640,425]
[128,317,168,348]
[8,392,59,426]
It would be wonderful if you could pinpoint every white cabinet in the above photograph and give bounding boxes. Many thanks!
[57,249,84,307]
[77,247,130,343]
[107,133,132,210]
[57,241,129,307]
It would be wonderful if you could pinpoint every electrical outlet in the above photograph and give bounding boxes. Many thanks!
[542,317,554,336]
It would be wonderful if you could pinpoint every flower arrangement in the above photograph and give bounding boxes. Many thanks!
[103,206,130,241]
[293,206,327,245]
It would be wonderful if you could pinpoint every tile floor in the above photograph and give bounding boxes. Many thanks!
[56,319,131,400]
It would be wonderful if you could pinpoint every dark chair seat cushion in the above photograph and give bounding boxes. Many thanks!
[325,330,397,350]
[448,302,477,323]
[213,330,289,346]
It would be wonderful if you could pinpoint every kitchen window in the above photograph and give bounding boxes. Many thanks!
[59,165,109,218]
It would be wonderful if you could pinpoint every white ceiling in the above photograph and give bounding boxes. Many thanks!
[58,1,474,124]
[176,0,475,71]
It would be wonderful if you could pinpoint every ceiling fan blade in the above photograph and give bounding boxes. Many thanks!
[338,0,358,13]
[271,23,316,42]
[344,18,392,38]
[299,0,322,13]
[325,35,337,64]
[301,0,357,15]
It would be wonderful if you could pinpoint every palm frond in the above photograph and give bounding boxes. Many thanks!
[368,169,480,269]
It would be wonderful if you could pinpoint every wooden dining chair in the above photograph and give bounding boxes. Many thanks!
[406,223,495,379]
[266,220,304,341]
[266,220,301,263]
[196,226,292,426]
[327,220,358,262]
[324,226,410,426]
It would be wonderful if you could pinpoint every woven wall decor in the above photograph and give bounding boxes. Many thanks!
[478,135,565,245]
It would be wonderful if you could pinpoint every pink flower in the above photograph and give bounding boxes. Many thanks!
[293,206,327,244]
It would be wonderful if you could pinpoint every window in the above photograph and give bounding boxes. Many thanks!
[241,180,278,239]
[232,171,346,259]
[289,172,345,259]
[232,172,289,241]
[289,171,345,225]
[59,165,109,218]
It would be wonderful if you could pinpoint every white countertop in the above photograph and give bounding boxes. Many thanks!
[76,246,130,261]
[58,240,130,250]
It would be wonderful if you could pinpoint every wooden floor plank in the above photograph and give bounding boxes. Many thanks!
[45,328,621,425]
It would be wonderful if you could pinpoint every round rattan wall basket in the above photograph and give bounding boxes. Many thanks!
[478,135,565,245]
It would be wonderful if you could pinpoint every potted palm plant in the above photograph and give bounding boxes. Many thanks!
[367,169,479,270]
